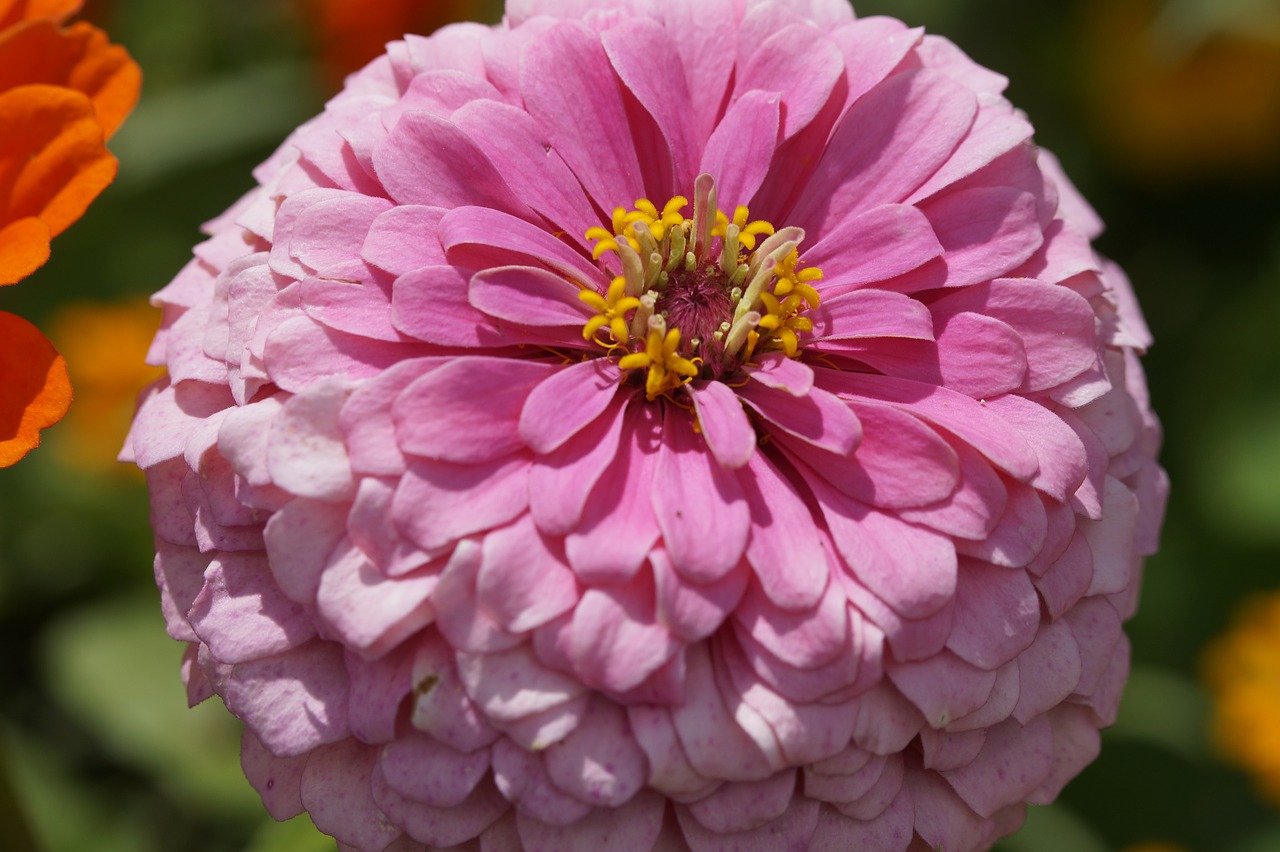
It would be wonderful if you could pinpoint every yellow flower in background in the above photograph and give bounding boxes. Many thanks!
[1203,591,1280,805]
[45,298,162,474]
[1121,842,1190,852]
[1080,0,1280,181]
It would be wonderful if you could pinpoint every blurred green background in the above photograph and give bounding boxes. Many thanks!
[2,0,1279,849]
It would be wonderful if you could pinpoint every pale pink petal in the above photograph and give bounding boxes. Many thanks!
[542,696,649,807]
[266,378,356,501]
[361,205,447,276]
[810,785,913,852]
[345,644,415,743]
[392,265,509,348]
[316,541,438,658]
[263,497,348,604]
[677,793,820,852]
[672,644,776,782]
[288,194,393,280]
[685,770,796,834]
[476,514,579,633]
[301,739,403,851]
[189,552,316,664]
[224,641,350,757]
[301,278,400,342]
[378,732,490,809]
[651,547,748,643]
[941,715,1053,818]
[569,579,679,694]
[515,790,666,852]
[888,650,997,729]
[945,559,1040,670]
[240,729,306,819]
[372,771,508,847]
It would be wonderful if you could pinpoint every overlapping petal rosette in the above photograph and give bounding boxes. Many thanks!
[123,1,1168,849]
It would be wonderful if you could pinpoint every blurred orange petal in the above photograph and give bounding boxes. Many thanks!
[0,19,141,138]
[0,216,51,285]
[0,310,72,467]
[0,83,117,240]
[0,0,82,30]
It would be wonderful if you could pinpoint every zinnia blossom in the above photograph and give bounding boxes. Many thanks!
[0,0,140,465]
[123,1,1167,849]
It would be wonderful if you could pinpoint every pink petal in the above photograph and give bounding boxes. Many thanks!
[739,451,829,610]
[956,482,1048,569]
[224,640,350,757]
[188,552,316,664]
[602,18,698,191]
[676,793,820,852]
[361,205,447,276]
[288,194,392,280]
[371,771,508,848]
[739,382,862,456]
[341,358,446,478]
[439,205,603,286]
[491,739,590,825]
[944,558,1040,670]
[515,791,666,852]
[671,644,776,782]
[391,264,508,348]
[263,497,349,604]
[745,352,814,395]
[921,187,1044,286]
[316,541,438,658]
[347,476,429,577]
[476,514,579,633]
[888,650,997,729]
[738,24,843,140]
[520,22,644,210]
[450,100,600,251]
[456,643,588,726]
[931,278,1100,392]
[569,580,679,694]
[300,739,402,851]
[470,265,595,330]
[1034,530,1094,620]
[1013,619,1081,724]
[263,315,434,393]
[377,731,489,809]
[898,439,1008,540]
[1029,705,1101,804]
[543,696,649,807]
[699,90,781,209]
[240,729,306,820]
[983,394,1089,501]
[807,287,935,342]
[684,770,797,834]
[688,380,756,469]
[732,570,848,669]
[941,715,1053,818]
[266,378,356,501]
[565,405,661,583]
[1081,476,1139,596]
[529,393,630,536]
[651,546,748,643]
[626,705,719,800]
[933,311,1028,398]
[520,359,622,454]
[301,278,400,342]
[373,110,531,216]
[345,643,414,743]
[809,785,913,852]
[392,454,530,553]
[790,68,977,232]
[652,406,751,583]
[813,477,957,619]
[908,106,1036,204]
[395,357,555,463]
[820,370,1038,481]
[803,205,943,294]
[410,631,500,752]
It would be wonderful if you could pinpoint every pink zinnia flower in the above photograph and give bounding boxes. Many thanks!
[123,1,1168,849]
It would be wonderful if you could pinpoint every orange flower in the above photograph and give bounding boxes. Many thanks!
[297,0,490,88]
[0,0,139,465]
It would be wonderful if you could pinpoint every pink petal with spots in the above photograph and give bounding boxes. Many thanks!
[316,541,438,658]
[476,514,579,633]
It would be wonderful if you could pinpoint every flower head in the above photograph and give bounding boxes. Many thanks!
[0,0,139,465]
[124,1,1167,849]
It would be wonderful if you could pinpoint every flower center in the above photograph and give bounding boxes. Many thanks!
[580,173,823,399]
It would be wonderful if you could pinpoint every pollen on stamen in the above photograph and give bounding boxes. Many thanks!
[580,174,824,395]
